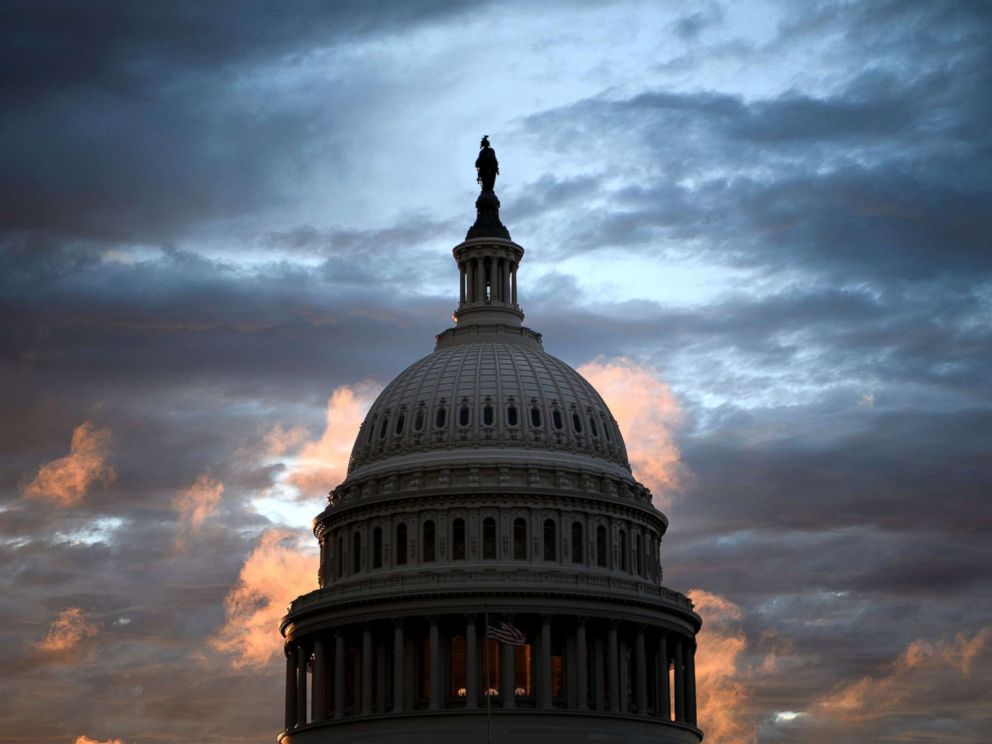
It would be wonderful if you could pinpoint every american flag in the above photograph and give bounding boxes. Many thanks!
[486,620,526,646]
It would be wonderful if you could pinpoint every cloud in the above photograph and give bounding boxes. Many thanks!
[816,627,992,723]
[22,422,115,506]
[75,737,124,744]
[210,529,317,668]
[688,589,757,744]
[283,383,382,497]
[577,357,683,504]
[172,473,224,548]
[34,607,99,659]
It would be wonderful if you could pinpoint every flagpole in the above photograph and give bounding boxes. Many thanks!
[485,604,492,744]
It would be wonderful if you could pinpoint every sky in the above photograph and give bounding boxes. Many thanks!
[1,1,990,742]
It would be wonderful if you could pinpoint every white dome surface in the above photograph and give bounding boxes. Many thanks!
[348,338,631,476]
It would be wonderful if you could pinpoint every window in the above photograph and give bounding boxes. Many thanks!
[635,533,643,577]
[452,518,466,560]
[449,635,467,698]
[596,525,607,567]
[543,519,557,561]
[352,531,362,573]
[372,526,383,569]
[435,407,447,429]
[423,520,436,562]
[618,529,627,572]
[366,419,376,444]
[394,413,405,435]
[483,517,497,559]
[336,535,344,578]
[589,415,598,437]
[395,523,408,565]
[514,644,533,697]
[513,518,527,560]
[552,409,563,430]
[571,411,582,433]
[414,408,425,431]
[603,418,612,442]
[507,405,518,426]
[571,522,584,564]
[459,404,470,427]
[530,406,542,427]
[378,415,389,439]
[483,405,494,426]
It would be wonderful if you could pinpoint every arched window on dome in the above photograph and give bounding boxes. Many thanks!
[552,408,564,430]
[602,416,612,443]
[414,407,425,432]
[513,518,528,560]
[459,403,471,427]
[618,529,628,572]
[336,534,344,578]
[378,415,389,440]
[483,404,494,426]
[395,523,408,566]
[507,404,518,426]
[530,405,542,428]
[394,412,405,436]
[588,414,599,438]
[483,517,497,559]
[366,419,376,445]
[635,533,643,577]
[435,406,447,429]
[571,521,584,564]
[571,410,583,434]
[423,520,436,562]
[372,526,383,569]
[352,530,362,574]
[596,525,607,567]
[452,518,466,560]
[543,519,557,561]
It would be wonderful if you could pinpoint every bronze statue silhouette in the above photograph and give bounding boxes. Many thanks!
[475,135,499,192]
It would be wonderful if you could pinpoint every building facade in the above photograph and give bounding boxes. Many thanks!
[279,178,702,743]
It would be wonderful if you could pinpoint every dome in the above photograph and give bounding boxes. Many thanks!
[347,335,631,479]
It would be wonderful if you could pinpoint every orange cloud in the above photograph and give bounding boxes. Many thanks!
[283,382,381,497]
[210,529,317,668]
[688,589,757,744]
[817,626,992,722]
[23,422,115,506]
[172,473,224,547]
[577,357,683,505]
[262,423,309,457]
[35,607,99,659]
[75,737,124,744]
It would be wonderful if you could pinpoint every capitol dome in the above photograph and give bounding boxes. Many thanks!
[347,336,632,478]
[279,146,701,744]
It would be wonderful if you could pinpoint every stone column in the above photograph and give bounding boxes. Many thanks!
[658,633,670,720]
[635,626,648,715]
[511,264,518,305]
[296,641,309,726]
[501,627,516,709]
[607,621,620,713]
[393,619,405,713]
[334,633,345,719]
[686,642,697,726]
[576,618,588,711]
[593,635,606,711]
[475,257,485,303]
[674,639,685,723]
[459,263,466,304]
[361,625,373,715]
[504,261,511,304]
[539,614,553,709]
[312,637,327,722]
[429,615,441,710]
[466,615,479,709]
[285,645,298,729]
